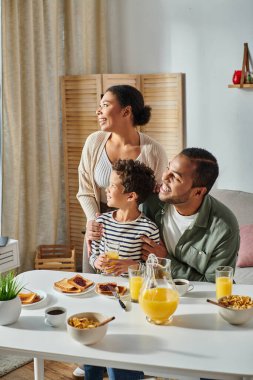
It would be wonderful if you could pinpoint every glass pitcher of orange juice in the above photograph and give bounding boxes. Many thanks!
[139,254,179,325]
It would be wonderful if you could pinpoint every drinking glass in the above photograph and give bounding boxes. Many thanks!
[216,266,233,300]
[103,240,120,275]
[128,264,145,303]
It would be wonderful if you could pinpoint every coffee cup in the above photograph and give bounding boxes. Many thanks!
[174,279,194,296]
[45,306,66,327]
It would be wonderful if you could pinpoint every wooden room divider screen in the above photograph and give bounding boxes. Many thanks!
[61,73,184,269]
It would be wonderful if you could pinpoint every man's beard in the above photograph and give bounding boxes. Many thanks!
[159,189,192,205]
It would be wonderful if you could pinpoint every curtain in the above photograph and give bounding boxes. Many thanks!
[2,0,108,271]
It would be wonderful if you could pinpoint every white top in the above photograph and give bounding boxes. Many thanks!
[163,205,197,253]
[1,270,253,380]
[77,131,168,220]
[94,146,143,204]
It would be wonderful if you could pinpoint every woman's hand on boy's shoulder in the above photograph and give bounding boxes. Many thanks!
[85,213,103,255]
[140,236,167,261]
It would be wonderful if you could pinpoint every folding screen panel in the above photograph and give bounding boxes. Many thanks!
[140,73,183,160]
[61,75,101,268]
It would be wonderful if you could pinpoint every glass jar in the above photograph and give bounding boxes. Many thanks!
[139,254,179,325]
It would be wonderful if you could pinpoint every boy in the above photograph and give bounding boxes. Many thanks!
[89,159,160,276]
[85,159,159,380]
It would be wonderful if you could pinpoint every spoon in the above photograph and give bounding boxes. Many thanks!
[206,299,230,309]
[97,316,115,327]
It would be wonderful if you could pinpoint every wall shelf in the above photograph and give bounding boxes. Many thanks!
[229,42,253,89]
[228,84,253,88]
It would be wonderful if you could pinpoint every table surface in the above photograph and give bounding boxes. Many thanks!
[1,270,253,380]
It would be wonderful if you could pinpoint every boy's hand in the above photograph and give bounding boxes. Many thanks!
[106,259,136,276]
[140,236,168,261]
[94,254,107,271]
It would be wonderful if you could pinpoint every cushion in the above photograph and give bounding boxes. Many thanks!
[236,225,253,267]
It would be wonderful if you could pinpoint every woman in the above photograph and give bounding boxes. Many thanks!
[75,85,167,380]
[77,85,167,267]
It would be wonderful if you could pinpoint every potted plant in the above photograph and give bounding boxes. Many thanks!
[0,271,23,325]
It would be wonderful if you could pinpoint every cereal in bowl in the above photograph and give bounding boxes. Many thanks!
[219,295,253,310]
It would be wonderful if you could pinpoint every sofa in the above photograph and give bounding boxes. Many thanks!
[210,189,253,284]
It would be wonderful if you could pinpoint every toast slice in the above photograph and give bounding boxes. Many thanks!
[96,282,127,296]
[54,278,81,293]
[19,292,41,304]
[67,275,94,291]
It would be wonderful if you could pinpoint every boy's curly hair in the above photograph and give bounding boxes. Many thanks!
[112,159,156,205]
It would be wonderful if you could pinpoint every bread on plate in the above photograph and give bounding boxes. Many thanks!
[96,282,127,296]
[67,275,94,291]
[54,275,94,293]
[19,292,41,304]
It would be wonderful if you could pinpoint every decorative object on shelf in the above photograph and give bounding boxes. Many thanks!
[245,71,253,84]
[229,43,253,88]
[0,271,23,325]
[232,70,242,84]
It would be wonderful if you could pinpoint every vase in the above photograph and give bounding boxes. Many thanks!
[0,296,22,325]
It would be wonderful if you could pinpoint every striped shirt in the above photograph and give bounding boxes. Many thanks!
[89,211,160,270]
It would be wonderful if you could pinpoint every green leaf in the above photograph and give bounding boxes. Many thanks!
[0,271,24,301]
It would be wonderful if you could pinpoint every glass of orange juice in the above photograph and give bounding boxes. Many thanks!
[216,266,233,300]
[128,264,144,303]
[103,240,120,275]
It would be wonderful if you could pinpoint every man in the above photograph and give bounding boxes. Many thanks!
[141,147,239,282]
[77,147,239,380]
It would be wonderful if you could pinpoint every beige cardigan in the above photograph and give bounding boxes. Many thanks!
[77,131,168,221]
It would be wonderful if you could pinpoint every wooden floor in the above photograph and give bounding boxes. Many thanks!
[1,360,169,379]
[1,360,78,380]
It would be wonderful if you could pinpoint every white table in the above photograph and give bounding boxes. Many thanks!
[0,270,253,380]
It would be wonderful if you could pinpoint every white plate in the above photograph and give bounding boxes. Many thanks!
[95,284,129,300]
[20,289,47,309]
[53,282,96,296]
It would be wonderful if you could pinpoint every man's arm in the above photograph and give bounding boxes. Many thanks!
[171,232,240,282]
[141,235,168,261]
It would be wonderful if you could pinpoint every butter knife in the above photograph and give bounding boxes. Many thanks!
[108,285,127,311]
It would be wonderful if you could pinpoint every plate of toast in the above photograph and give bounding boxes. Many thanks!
[95,282,129,299]
[53,274,95,296]
[19,289,47,308]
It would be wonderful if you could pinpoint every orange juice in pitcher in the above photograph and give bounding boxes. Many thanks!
[139,287,179,323]
[139,254,179,325]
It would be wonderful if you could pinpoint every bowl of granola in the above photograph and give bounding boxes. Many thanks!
[218,295,253,325]
[67,312,110,345]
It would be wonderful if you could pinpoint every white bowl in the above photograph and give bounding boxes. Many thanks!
[218,297,253,325]
[67,312,108,345]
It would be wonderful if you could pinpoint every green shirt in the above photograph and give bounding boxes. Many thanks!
[143,194,240,282]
